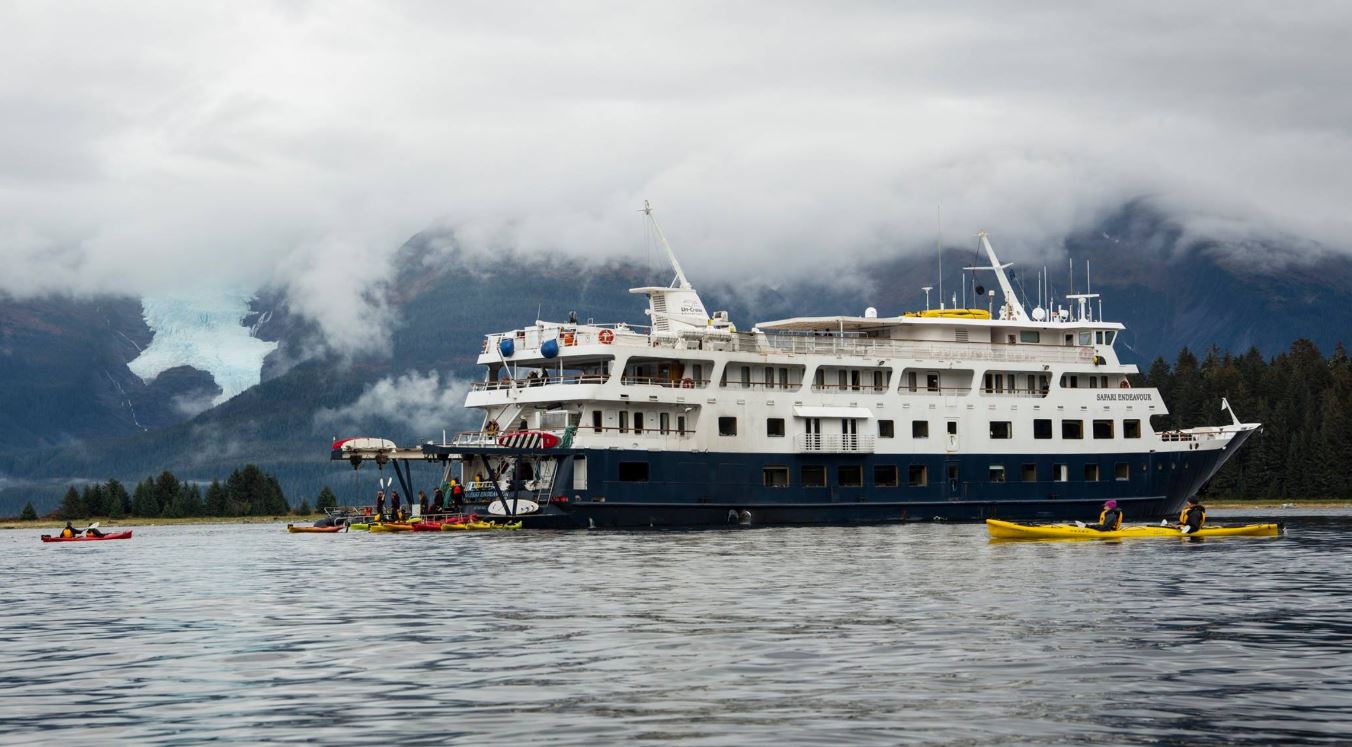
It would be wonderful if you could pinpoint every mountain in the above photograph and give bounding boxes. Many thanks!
[3,202,1351,514]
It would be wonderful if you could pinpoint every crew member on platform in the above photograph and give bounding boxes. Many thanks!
[375,490,385,520]
[432,487,445,514]
[1082,500,1123,532]
[450,480,466,512]
[418,490,429,517]
[1179,496,1206,534]
[391,490,404,522]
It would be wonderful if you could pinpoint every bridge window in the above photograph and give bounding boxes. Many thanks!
[838,465,863,487]
[763,466,790,488]
[990,421,1012,439]
[618,462,649,482]
[908,465,928,487]
[802,465,827,488]
[1124,419,1141,438]
[875,465,899,487]
[1020,330,1040,343]
[718,417,737,436]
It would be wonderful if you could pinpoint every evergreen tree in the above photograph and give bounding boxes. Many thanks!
[296,500,312,515]
[153,471,181,516]
[58,486,84,520]
[19,502,37,521]
[165,483,204,518]
[131,478,159,517]
[205,479,230,516]
[105,479,131,519]
[315,486,338,511]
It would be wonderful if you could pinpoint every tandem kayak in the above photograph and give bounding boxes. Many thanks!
[41,530,133,543]
[986,519,1281,541]
[287,524,343,534]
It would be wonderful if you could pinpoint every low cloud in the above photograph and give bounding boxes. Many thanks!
[315,371,476,437]
[3,2,1351,352]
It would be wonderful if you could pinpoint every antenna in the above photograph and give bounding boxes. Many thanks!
[937,204,943,310]
[641,200,690,289]
[922,286,933,311]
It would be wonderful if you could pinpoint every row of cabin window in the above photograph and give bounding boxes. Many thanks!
[715,367,1113,393]
[591,411,689,434]
[711,417,1143,440]
[616,462,1136,486]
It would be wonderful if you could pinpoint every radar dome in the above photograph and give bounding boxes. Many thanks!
[864,307,878,318]
[1032,307,1047,321]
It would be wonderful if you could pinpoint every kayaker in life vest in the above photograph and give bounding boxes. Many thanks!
[60,522,76,538]
[391,491,404,521]
[85,526,105,537]
[450,480,465,511]
[1081,500,1123,531]
[1179,496,1206,534]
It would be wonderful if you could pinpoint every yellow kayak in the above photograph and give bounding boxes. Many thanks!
[487,521,523,530]
[348,523,370,531]
[369,522,414,533]
[986,519,1281,541]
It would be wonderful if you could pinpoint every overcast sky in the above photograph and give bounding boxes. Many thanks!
[2,1,1350,340]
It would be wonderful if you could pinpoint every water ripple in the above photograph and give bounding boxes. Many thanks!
[1,510,1349,745]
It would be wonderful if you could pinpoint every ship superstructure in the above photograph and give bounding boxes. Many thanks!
[334,205,1259,528]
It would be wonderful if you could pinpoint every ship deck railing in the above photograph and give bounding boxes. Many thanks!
[485,327,1096,364]
[795,434,877,453]
[451,426,696,448]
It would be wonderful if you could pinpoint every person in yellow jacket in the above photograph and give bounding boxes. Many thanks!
[1078,499,1123,531]
[1178,496,1206,534]
[59,521,77,538]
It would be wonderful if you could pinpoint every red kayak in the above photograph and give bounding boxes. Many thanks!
[411,521,443,532]
[41,530,133,543]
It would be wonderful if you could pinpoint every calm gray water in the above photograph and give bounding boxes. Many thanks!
[2,509,1350,746]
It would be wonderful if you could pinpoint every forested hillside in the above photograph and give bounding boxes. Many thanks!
[1145,340,1352,499]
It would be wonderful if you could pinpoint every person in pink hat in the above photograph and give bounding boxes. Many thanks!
[1080,499,1124,531]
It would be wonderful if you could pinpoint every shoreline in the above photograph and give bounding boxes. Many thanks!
[4,500,1348,530]
[0,514,324,531]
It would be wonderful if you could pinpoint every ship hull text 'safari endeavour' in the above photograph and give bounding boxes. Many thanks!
[331,203,1259,528]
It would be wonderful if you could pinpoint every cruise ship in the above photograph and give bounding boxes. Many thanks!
[332,205,1259,528]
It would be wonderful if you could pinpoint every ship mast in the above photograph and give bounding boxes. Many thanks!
[642,200,691,290]
[962,232,1029,321]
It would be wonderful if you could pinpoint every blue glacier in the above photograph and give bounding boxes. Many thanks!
[128,292,278,406]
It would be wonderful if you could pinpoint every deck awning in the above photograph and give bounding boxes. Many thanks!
[792,406,873,419]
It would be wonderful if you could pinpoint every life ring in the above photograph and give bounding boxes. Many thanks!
[1119,380,1130,389]
[680,377,695,389]
[598,329,614,344]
